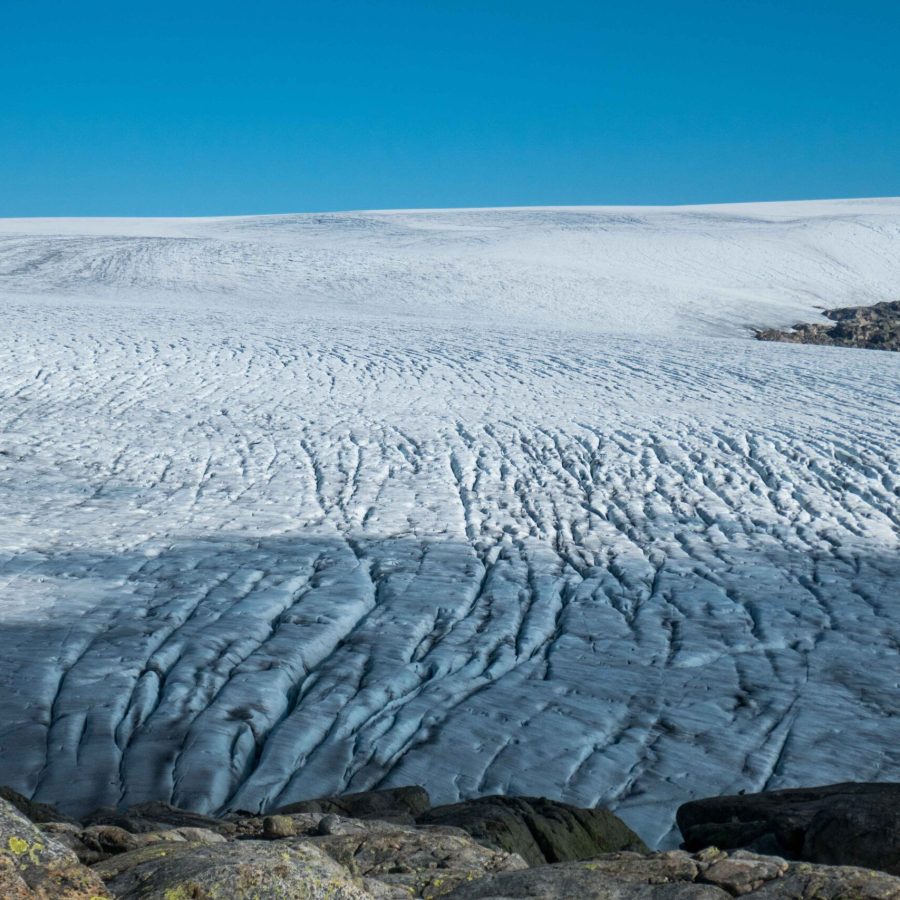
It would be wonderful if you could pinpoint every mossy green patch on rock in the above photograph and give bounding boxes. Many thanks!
[1,797,110,898]
[8,836,30,856]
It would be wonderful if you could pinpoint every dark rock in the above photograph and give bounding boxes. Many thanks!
[38,822,225,865]
[75,824,142,860]
[417,795,647,866]
[83,824,146,850]
[677,782,900,874]
[0,786,76,825]
[755,299,900,350]
[82,800,235,836]
[271,784,430,821]
[95,839,372,899]
[0,797,110,898]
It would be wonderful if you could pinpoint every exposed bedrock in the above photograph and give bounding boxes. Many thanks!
[678,781,900,875]
[441,852,900,899]
[417,795,648,866]
[6,785,900,898]
[271,785,432,820]
[756,299,900,349]
[0,795,109,899]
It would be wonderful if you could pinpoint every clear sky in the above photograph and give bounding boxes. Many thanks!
[2,0,898,215]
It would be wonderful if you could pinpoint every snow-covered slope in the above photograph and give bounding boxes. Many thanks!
[0,200,898,847]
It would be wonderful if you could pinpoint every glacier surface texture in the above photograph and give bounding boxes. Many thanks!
[0,200,898,846]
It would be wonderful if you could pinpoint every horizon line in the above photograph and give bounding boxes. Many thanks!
[1,195,897,222]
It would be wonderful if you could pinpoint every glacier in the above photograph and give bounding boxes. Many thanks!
[0,199,898,847]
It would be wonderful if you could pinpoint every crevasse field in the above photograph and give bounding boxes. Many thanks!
[0,199,898,847]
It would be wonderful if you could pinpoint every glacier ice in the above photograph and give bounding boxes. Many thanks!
[0,200,898,847]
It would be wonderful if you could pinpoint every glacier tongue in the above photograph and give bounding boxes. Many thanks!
[0,201,898,848]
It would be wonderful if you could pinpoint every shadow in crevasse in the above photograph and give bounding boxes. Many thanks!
[0,530,898,849]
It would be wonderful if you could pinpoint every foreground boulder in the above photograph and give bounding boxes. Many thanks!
[6,783,900,900]
[271,785,431,821]
[95,840,373,899]
[443,848,900,899]
[677,782,900,875]
[0,797,109,898]
[417,795,647,866]
[306,814,527,896]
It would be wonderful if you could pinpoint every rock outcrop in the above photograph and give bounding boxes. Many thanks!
[41,821,226,866]
[755,299,900,350]
[0,797,109,898]
[0,788,76,826]
[677,781,900,875]
[305,815,527,897]
[417,795,647,865]
[82,800,235,836]
[271,785,432,822]
[96,840,372,899]
[5,783,900,898]
[442,849,900,899]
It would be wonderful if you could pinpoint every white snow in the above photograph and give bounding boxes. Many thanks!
[0,199,898,847]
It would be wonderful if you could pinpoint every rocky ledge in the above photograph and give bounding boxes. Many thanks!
[679,782,900,875]
[755,299,900,350]
[2,782,900,898]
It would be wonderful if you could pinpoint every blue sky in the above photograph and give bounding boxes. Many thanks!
[2,0,898,215]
